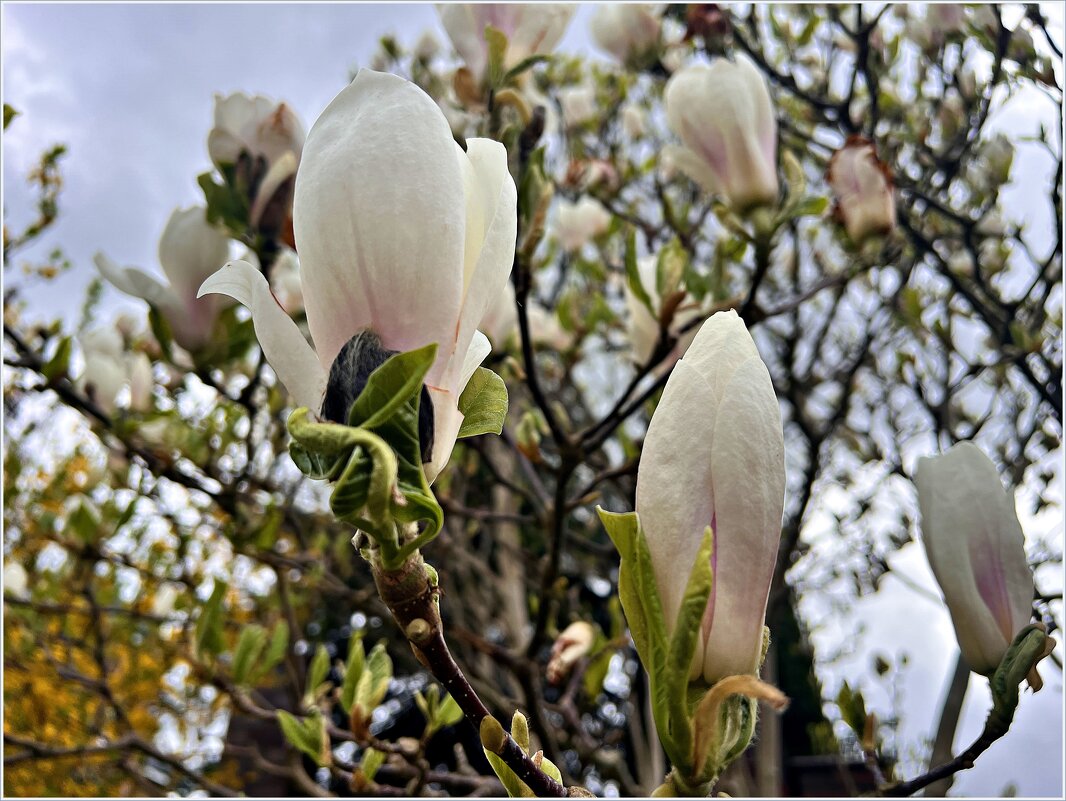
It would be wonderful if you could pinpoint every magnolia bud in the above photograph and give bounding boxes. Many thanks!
[826,137,896,245]
[915,442,1035,676]
[547,621,595,684]
[555,197,612,253]
[590,3,662,67]
[664,56,779,212]
[637,310,785,684]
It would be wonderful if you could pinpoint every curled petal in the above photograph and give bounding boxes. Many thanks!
[93,252,178,314]
[198,260,327,412]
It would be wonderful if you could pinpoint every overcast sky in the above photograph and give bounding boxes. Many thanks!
[2,3,1063,797]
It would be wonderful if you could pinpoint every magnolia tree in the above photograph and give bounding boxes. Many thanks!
[2,3,1062,798]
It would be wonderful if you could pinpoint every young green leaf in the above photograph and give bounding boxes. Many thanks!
[457,367,509,438]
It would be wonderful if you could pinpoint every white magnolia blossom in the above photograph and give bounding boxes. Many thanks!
[200,71,517,482]
[208,92,305,228]
[665,56,779,211]
[438,3,575,84]
[558,84,597,128]
[3,560,29,600]
[481,281,569,353]
[151,583,180,618]
[95,206,233,353]
[555,197,612,253]
[76,327,153,415]
[625,255,701,365]
[590,3,662,65]
[637,310,785,684]
[621,104,646,138]
[269,248,304,316]
[546,621,596,684]
[826,138,896,245]
[915,442,1035,675]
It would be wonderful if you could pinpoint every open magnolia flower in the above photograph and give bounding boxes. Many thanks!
[76,327,153,415]
[438,3,575,86]
[94,206,233,354]
[827,137,896,245]
[915,442,1036,676]
[664,55,779,212]
[637,310,785,684]
[208,92,305,231]
[200,70,517,482]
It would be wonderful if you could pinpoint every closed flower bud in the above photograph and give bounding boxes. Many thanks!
[95,206,233,354]
[558,84,597,129]
[438,3,575,87]
[664,56,779,212]
[826,137,896,245]
[915,442,1035,675]
[200,71,517,482]
[637,310,785,684]
[555,197,612,253]
[590,3,662,67]
[621,104,646,138]
[547,621,595,684]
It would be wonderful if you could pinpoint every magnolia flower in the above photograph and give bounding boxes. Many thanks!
[626,255,701,365]
[268,248,304,316]
[622,104,646,138]
[826,138,896,245]
[555,197,612,253]
[590,3,662,66]
[3,560,29,600]
[76,327,153,415]
[414,31,441,61]
[438,3,575,85]
[151,583,180,618]
[665,56,779,211]
[564,159,620,193]
[208,93,305,230]
[200,71,516,482]
[95,207,233,354]
[547,621,596,684]
[637,310,785,684]
[558,84,597,129]
[915,442,1035,675]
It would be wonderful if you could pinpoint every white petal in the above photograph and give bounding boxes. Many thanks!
[293,70,466,376]
[637,360,718,640]
[94,252,178,313]
[157,206,233,305]
[250,150,298,226]
[199,260,327,412]
[438,3,491,81]
[459,329,492,391]
[702,355,785,683]
[425,387,463,484]
[447,137,516,392]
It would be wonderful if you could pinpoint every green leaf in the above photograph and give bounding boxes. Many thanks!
[656,237,687,300]
[277,710,330,767]
[3,103,18,130]
[485,751,534,798]
[147,306,175,362]
[306,643,331,701]
[232,625,268,685]
[42,336,72,382]
[340,635,367,714]
[792,195,829,218]
[484,25,508,88]
[348,343,437,430]
[503,54,550,83]
[196,580,227,658]
[836,681,868,739]
[361,747,385,782]
[65,502,99,543]
[625,227,655,317]
[248,620,290,683]
[355,641,392,713]
[436,693,463,728]
[987,624,1052,735]
[663,525,715,760]
[457,367,509,438]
